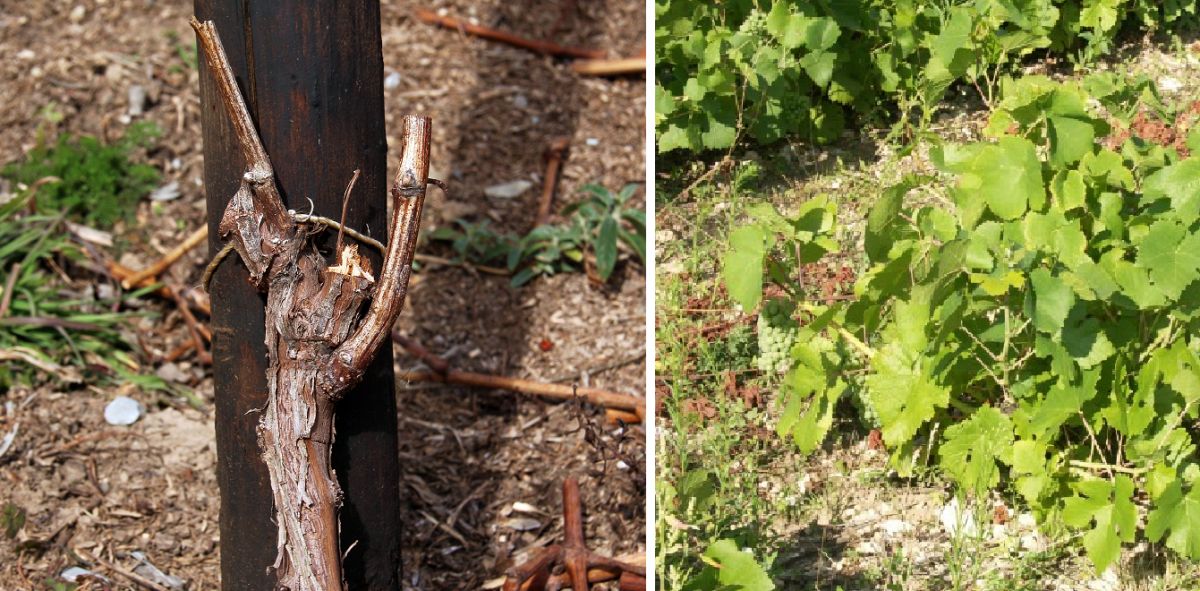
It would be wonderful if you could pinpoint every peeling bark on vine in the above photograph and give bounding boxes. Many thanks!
[192,17,428,590]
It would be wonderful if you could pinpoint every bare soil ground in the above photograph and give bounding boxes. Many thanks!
[0,0,646,588]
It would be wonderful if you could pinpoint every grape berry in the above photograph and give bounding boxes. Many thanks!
[756,298,797,374]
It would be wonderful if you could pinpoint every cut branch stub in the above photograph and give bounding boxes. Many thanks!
[191,15,429,591]
[191,17,291,288]
[321,116,431,399]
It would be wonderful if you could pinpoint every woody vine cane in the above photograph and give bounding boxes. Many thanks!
[192,17,427,590]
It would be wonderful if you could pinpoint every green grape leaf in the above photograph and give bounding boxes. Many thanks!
[799,51,836,88]
[1023,209,1090,266]
[1142,158,1200,224]
[1147,479,1200,561]
[1147,463,1178,501]
[1062,313,1115,370]
[1029,376,1097,437]
[780,376,843,453]
[1048,116,1096,167]
[677,469,718,512]
[1103,251,1167,309]
[765,3,806,49]
[1010,439,1051,502]
[927,7,975,80]
[803,18,840,51]
[939,407,1013,495]
[866,342,949,450]
[723,225,771,311]
[1066,260,1119,301]
[1078,149,1134,190]
[1031,268,1074,334]
[865,181,906,262]
[1080,0,1121,32]
[945,137,1044,221]
[970,270,1025,296]
[1062,476,1136,573]
[1051,169,1087,211]
[890,286,932,352]
[1137,220,1200,301]
[701,117,738,150]
[1100,356,1154,438]
[703,539,776,591]
[657,124,695,153]
[654,84,676,120]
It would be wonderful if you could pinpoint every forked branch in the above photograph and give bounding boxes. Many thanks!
[192,16,428,590]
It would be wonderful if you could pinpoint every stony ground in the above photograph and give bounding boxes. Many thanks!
[0,0,646,589]
[655,38,1200,591]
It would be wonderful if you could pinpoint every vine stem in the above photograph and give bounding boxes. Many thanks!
[1068,460,1146,476]
[795,301,875,359]
[193,16,429,589]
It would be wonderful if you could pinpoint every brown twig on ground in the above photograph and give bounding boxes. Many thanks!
[503,478,645,591]
[0,262,18,318]
[604,408,641,425]
[392,333,644,418]
[120,225,208,288]
[21,176,62,214]
[0,347,82,383]
[535,137,571,228]
[396,369,643,418]
[413,8,604,60]
[107,261,212,317]
[570,57,645,77]
[103,259,212,363]
[391,331,449,373]
[547,351,644,383]
[0,316,105,331]
[162,340,196,363]
[414,252,509,276]
[76,548,172,591]
[168,287,212,365]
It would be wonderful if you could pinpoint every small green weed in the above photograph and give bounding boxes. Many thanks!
[2,121,160,227]
[166,30,198,72]
[427,219,515,267]
[430,183,646,287]
[0,192,149,388]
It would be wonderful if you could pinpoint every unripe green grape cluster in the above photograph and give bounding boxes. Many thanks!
[756,298,797,374]
[856,388,879,428]
[737,9,767,36]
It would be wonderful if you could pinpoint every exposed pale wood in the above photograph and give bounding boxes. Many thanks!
[396,369,643,413]
[570,57,646,76]
[119,225,208,288]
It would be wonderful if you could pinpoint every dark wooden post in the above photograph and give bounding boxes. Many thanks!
[193,2,401,589]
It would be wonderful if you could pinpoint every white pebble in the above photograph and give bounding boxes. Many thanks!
[484,180,533,199]
[104,396,143,426]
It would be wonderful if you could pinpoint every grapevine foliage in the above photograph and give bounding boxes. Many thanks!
[724,78,1200,572]
[656,0,1198,153]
